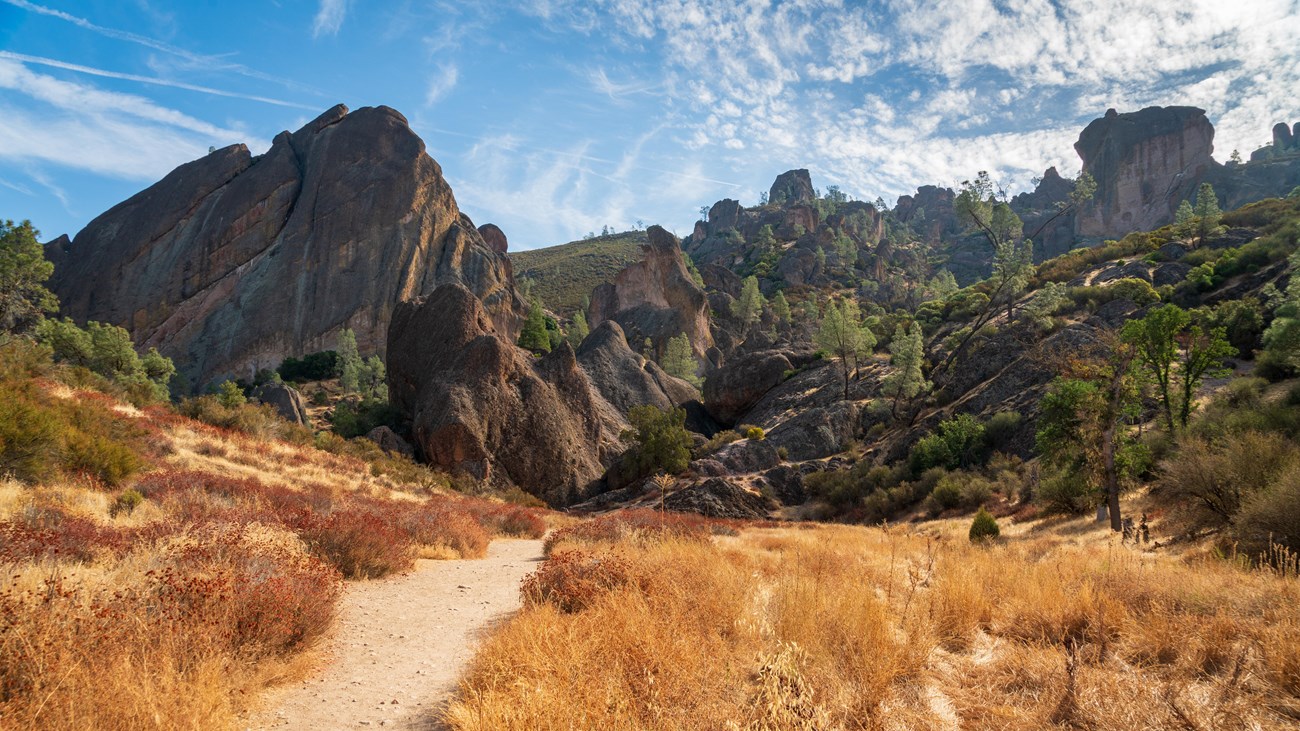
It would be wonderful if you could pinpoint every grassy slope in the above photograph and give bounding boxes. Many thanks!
[509,231,646,314]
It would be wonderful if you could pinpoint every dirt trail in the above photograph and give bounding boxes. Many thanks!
[243,539,543,730]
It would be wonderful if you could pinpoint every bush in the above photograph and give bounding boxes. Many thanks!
[621,405,692,476]
[520,548,635,613]
[983,411,1021,450]
[695,430,741,457]
[110,488,144,517]
[1038,470,1094,515]
[930,475,963,511]
[1233,464,1300,557]
[299,508,415,579]
[1158,432,1298,528]
[278,351,340,382]
[744,425,765,440]
[969,507,1000,542]
[398,501,491,558]
[330,398,404,439]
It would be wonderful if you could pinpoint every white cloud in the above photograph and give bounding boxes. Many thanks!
[312,0,348,38]
[425,64,459,106]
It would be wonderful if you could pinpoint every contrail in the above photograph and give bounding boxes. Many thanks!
[1,0,322,95]
[0,52,318,110]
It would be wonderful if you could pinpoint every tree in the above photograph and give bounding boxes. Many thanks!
[660,333,701,387]
[622,405,692,476]
[1036,334,1141,531]
[815,297,876,401]
[518,299,551,354]
[567,310,589,348]
[359,355,388,401]
[0,220,58,333]
[1230,149,1243,164]
[337,328,362,392]
[925,270,958,302]
[36,318,175,402]
[731,275,766,331]
[1192,182,1221,247]
[770,290,791,326]
[1263,250,1300,369]
[882,322,927,415]
[1174,199,1195,238]
[1175,323,1234,428]
[1121,304,1188,433]
[992,236,1033,320]
[216,380,246,409]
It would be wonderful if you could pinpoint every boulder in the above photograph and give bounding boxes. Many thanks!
[588,226,713,359]
[1152,262,1192,288]
[1074,106,1218,238]
[762,465,807,506]
[765,401,858,461]
[253,382,309,425]
[703,350,793,425]
[710,439,780,473]
[768,169,815,206]
[387,282,621,506]
[365,426,414,459]
[45,104,521,389]
[477,223,509,253]
[664,477,774,519]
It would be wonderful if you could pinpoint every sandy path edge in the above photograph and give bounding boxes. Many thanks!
[241,538,543,730]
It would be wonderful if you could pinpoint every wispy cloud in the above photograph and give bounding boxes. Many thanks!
[425,64,459,106]
[1,0,318,94]
[0,52,316,110]
[312,0,348,38]
[0,58,251,181]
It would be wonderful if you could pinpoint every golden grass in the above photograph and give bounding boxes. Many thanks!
[446,521,1300,730]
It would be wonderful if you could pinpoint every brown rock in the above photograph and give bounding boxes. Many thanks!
[387,282,620,506]
[365,426,414,459]
[47,104,521,389]
[768,169,815,206]
[702,350,792,425]
[1074,106,1219,238]
[477,223,509,253]
[253,382,309,425]
[588,226,713,359]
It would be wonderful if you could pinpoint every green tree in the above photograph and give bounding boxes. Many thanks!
[770,290,791,326]
[1263,250,1300,369]
[216,380,246,408]
[1192,182,1221,247]
[1174,199,1195,238]
[622,405,692,476]
[518,299,551,354]
[567,310,590,348]
[36,318,175,402]
[1175,323,1234,428]
[0,220,58,333]
[337,328,362,392]
[359,355,388,401]
[815,297,876,401]
[660,333,701,387]
[1121,304,1188,433]
[925,270,958,302]
[992,237,1033,320]
[1036,335,1141,531]
[731,275,766,331]
[882,322,927,415]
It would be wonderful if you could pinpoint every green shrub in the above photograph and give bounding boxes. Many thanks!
[621,405,692,476]
[983,411,1022,450]
[1038,470,1093,515]
[744,425,765,441]
[36,318,174,404]
[216,380,246,408]
[110,488,144,517]
[969,507,1000,542]
[1232,464,1300,557]
[694,429,741,457]
[278,351,340,382]
[930,475,963,510]
[330,398,403,439]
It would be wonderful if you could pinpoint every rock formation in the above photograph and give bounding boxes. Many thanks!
[588,226,713,358]
[387,282,621,506]
[477,223,509,254]
[253,382,309,425]
[768,169,816,206]
[702,349,793,425]
[45,104,521,389]
[1074,106,1218,238]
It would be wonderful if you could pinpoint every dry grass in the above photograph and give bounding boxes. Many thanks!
[0,377,554,729]
[446,519,1300,730]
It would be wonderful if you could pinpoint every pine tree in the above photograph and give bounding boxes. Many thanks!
[0,219,58,333]
[1192,182,1221,247]
[518,299,551,354]
[567,310,589,348]
[815,298,876,401]
[771,290,791,326]
[1174,199,1195,238]
[337,328,361,393]
[731,275,766,331]
[360,355,387,401]
[882,322,927,415]
[660,333,701,387]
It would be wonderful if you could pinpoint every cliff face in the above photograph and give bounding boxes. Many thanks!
[45,104,521,388]
[1074,106,1219,238]
[588,226,714,359]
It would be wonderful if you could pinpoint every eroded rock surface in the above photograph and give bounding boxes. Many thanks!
[46,104,520,389]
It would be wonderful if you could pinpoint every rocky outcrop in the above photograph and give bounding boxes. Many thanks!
[588,226,713,359]
[45,104,521,389]
[365,426,414,458]
[253,382,309,425]
[703,350,793,425]
[664,477,774,519]
[477,223,509,254]
[1011,167,1077,261]
[1074,106,1218,238]
[387,283,620,506]
[768,169,815,206]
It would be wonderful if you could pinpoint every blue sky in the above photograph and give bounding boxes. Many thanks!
[1,1,1297,250]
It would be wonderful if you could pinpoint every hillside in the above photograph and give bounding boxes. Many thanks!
[509,231,646,314]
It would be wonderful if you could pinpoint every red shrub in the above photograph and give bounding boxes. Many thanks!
[543,509,721,554]
[520,548,636,613]
[298,507,414,579]
[461,500,548,539]
[399,500,491,558]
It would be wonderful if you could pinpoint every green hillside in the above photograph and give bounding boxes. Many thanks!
[509,231,646,314]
